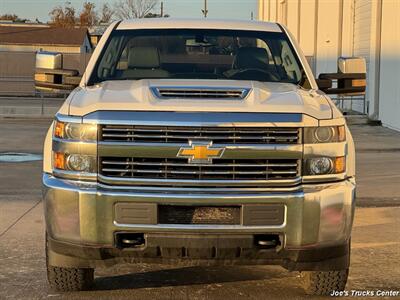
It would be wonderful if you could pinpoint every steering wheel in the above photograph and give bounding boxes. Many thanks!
[229,68,280,81]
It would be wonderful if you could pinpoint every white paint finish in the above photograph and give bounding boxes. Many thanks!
[117,18,282,33]
[70,79,332,119]
[378,0,400,131]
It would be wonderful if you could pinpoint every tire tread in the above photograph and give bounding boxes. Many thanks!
[47,265,94,292]
[302,269,348,295]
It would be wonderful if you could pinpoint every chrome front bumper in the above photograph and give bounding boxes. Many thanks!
[43,173,355,250]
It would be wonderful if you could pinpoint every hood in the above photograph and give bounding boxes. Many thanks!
[68,79,332,119]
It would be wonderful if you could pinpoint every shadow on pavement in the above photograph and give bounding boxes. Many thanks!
[93,265,292,291]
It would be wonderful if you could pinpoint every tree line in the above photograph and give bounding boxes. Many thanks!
[0,0,169,28]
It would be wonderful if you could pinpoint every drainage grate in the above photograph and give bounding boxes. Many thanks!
[0,152,42,162]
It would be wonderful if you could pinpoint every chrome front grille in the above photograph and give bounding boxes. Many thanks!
[100,125,300,144]
[100,157,300,181]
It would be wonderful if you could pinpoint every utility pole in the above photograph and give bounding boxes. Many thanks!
[160,1,164,17]
[201,0,208,18]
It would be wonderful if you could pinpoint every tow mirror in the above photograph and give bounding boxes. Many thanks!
[35,51,81,93]
[315,78,332,90]
[317,57,366,95]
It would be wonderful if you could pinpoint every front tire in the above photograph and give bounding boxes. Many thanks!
[301,269,349,295]
[46,233,94,292]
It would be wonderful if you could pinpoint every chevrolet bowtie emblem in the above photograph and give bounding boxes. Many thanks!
[177,141,224,164]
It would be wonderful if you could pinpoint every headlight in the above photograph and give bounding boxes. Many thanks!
[303,126,345,143]
[66,154,93,172]
[54,152,96,173]
[54,121,97,141]
[304,156,346,175]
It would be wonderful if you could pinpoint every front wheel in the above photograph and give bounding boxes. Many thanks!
[46,233,94,292]
[301,269,349,295]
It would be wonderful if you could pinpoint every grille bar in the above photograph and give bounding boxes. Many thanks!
[102,134,298,140]
[102,168,298,175]
[100,158,300,181]
[103,128,298,134]
[101,160,298,167]
[101,125,300,144]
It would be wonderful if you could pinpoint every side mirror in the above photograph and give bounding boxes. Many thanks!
[315,78,332,90]
[35,51,81,93]
[317,57,366,95]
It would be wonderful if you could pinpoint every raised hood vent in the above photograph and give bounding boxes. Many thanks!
[151,86,251,100]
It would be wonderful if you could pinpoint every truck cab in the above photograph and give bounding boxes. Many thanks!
[41,19,356,295]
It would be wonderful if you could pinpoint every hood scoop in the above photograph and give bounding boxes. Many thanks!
[150,86,251,100]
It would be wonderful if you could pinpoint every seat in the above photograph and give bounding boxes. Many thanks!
[122,46,169,79]
[224,47,280,81]
[232,47,270,70]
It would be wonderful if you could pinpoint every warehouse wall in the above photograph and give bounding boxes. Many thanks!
[379,0,400,131]
[257,0,376,116]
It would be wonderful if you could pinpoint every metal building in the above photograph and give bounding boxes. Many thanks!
[0,23,92,96]
[258,0,400,131]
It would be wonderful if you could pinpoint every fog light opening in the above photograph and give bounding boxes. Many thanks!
[254,234,281,249]
[116,233,145,249]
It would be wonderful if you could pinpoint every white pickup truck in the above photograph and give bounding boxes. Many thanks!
[38,19,363,295]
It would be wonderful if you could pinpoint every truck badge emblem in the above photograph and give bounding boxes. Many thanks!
[177,141,224,164]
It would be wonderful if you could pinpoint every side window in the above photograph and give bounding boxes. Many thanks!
[117,46,129,70]
[280,40,301,81]
[97,36,125,79]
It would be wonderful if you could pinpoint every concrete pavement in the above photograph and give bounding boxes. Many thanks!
[0,118,399,299]
[0,97,64,118]
[350,125,400,206]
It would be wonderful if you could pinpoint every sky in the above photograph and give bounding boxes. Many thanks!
[0,0,258,22]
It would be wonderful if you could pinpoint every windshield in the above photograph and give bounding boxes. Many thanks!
[88,29,306,85]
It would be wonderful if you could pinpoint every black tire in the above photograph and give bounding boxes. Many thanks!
[301,269,349,296]
[46,233,94,292]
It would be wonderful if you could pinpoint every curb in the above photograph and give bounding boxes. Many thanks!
[0,106,59,118]
[356,197,400,207]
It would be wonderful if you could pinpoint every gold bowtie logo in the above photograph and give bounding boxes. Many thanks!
[177,141,224,164]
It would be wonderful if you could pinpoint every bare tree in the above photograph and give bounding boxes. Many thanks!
[114,0,159,19]
[100,3,114,24]
[0,14,19,21]
[79,1,97,27]
[49,1,76,28]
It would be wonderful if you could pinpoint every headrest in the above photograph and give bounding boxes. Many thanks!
[128,46,161,69]
[233,47,270,69]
